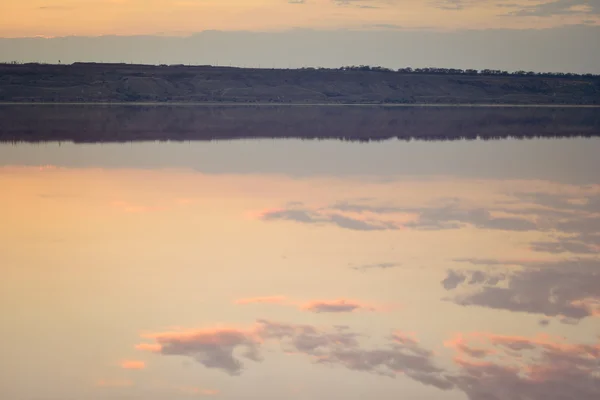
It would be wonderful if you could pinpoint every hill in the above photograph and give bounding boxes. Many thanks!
[0,63,599,105]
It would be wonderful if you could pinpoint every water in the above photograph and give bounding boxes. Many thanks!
[1,130,599,399]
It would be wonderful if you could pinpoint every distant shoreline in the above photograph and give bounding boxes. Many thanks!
[1,63,598,105]
[1,102,599,108]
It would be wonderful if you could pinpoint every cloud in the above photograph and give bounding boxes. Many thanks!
[443,259,600,321]
[137,320,451,389]
[351,262,401,271]
[333,0,382,8]
[120,360,146,370]
[331,200,538,231]
[530,239,598,254]
[300,299,376,313]
[258,200,538,233]
[258,190,600,237]
[234,296,384,313]
[444,332,600,400]
[258,206,400,231]
[135,343,162,352]
[509,191,600,254]
[137,327,263,375]
[507,0,600,17]
[136,319,600,399]
[441,270,467,290]
[444,334,497,358]
[431,0,472,10]
[404,205,537,231]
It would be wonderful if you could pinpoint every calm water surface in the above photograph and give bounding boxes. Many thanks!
[1,138,599,400]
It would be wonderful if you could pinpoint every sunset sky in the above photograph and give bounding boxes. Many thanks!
[1,1,599,71]
[2,0,600,37]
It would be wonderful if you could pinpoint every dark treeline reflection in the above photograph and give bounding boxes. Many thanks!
[0,105,599,143]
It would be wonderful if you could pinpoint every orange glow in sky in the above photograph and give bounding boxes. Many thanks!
[1,0,599,37]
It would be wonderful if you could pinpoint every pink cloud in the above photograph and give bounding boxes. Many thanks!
[444,333,497,358]
[120,360,146,370]
[443,331,600,400]
[38,165,58,171]
[136,320,362,376]
[135,343,162,352]
[137,325,263,375]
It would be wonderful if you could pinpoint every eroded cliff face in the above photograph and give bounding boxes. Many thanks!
[1,63,599,105]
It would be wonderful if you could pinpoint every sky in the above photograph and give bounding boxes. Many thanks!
[1,0,599,71]
[2,0,600,36]
[1,139,599,400]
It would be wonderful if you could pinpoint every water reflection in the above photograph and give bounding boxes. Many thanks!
[0,138,598,400]
[0,105,599,142]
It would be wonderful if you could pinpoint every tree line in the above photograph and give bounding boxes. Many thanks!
[3,61,598,78]
[304,65,599,78]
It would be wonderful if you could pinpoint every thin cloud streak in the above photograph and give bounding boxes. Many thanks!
[234,296,386,313]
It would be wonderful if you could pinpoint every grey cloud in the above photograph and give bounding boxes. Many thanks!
[444,259,600,321]
[452,258,515,266]
[431,0,470,10]
[145,320,452,389]
[264,190,599,245]
[155,329,262,376]
[143,320,600,399]
[260,207,399,231]
[315,331,452,386]
[331,202,404,214]
[333,0,381,8]
[507,0,600,16]
[514,191,600,254]
[258,320,362,354]
[530,239,598,254]
[493,191,600,254]
[468,270,486,284]
[441,270,467,289]
[329,213,396,231]
[443,267,505,289]
[302,300,363,313]
[351,262,401,271]
[405,205,537,231]
[447,333,600,400]
[514,191,600,214]
[331,200,538,231]
[261,209,318,224]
